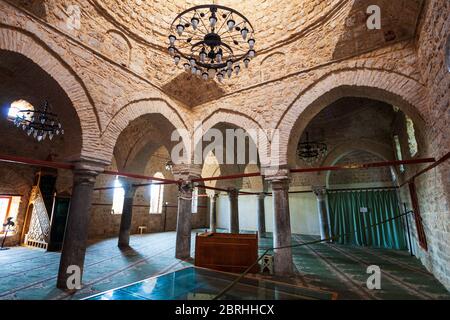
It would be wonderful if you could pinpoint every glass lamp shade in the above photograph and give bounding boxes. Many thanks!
[174,55,181,65]
[217,72,224,82]
[244,58,250,68]
[248,38,255,49]
[169,35,176,45]
[184,63,191,71]
[168,46,175,56]
[226,59,233,69]
[216,52,223,63]
[196,69,202,77]
[202,72,209,80]
[189,58,196,66]
[209,16,218,28]
[227,68,233,78]
[227,19,236,31]
[176,24,185,36]
[191,66,197,74]
[248,50,256,58]
[191,17,199,30]
[234,65,241,75]
[199,49,207,63]
[241,27,249,40]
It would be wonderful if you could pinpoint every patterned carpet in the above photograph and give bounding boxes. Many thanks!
[0,231,448,300]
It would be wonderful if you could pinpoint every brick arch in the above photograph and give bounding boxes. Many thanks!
[313,140,395,187]
[276,69,428,167]
[0,26,102,161]
[101,98,189,164]
[193,110,270,167]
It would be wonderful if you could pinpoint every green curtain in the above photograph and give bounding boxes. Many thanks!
[328,189,407,250]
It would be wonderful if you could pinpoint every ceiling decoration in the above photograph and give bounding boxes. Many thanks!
[13,100,64,142]
[168,4,256,82]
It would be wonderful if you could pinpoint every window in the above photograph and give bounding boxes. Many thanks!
[0,196,20,234]
[111,177,124,214]
[405,116,418,157]
[8,100,34,121]
[191,188,198,214]
[150,172,165,214]
[394,135,405,173]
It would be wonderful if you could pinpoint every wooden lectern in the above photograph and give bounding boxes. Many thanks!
[195,232,259,273]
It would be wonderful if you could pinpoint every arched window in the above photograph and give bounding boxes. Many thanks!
[150,172,165,214]
[405,116,418,157]
[8,100,34,121]
[111,177,125,214]
[191,187,198,214]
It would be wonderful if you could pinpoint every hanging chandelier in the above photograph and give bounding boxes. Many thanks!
[297,132,328,164]
[13,101,64,142]
[168,4,256,82]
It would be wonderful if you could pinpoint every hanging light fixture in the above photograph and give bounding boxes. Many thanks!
[297,132,327,164]
[168,4,256,83]
[13,100,64,142]
[165,160,174,172]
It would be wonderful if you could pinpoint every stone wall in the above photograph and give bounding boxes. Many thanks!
[401,0,450,290]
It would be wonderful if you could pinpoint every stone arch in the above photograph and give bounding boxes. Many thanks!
[276,69,429,167]
[325,150,395,189]
[101,98,189,165]
[315,140,395,187]
[0,26,102,161]
[194,110,270,168]
[104,29,132,67]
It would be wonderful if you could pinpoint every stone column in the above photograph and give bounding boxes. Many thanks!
[313,186,331,241]
[228,188,240,234]
[175,182,194,259]
[173,165,201,260]
[257,193,267,238]
[118,180,137,248]
[267,171,294,276]
[56,161,102,289]
[209,193,218,233]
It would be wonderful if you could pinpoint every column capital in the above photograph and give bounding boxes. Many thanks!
[265,169,290,190]
[172,164,202,180]
[312,186,327,199]
[72,161,103,185]
[227,187,239,196]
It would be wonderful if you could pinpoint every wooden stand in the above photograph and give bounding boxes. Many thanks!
[195,232,259,273]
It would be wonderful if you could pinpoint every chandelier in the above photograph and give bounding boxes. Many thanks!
[168,4,256,82]
[13,101,64,142]
[297,132,327,164]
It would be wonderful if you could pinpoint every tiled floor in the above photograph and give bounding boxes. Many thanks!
[0,231,449,300]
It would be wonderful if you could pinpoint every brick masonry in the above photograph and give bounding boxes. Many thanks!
[0,0,448,290]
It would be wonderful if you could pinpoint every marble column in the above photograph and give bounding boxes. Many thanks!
[118,180,137,248]
[175,182,193,259]
[267,172,294,276]
[257,193,266,238]
[228,188,240,234]
[56,162,101,289]
[209,193,218,233]
[313,186,331,241]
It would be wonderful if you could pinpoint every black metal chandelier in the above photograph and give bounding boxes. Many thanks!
[168,4,256,82]
[13,101,64,142]
[297,132,328,164]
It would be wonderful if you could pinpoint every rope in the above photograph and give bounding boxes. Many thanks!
[212,210,412,300]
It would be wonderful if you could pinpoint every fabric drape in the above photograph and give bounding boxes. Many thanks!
[328,189,407,250]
